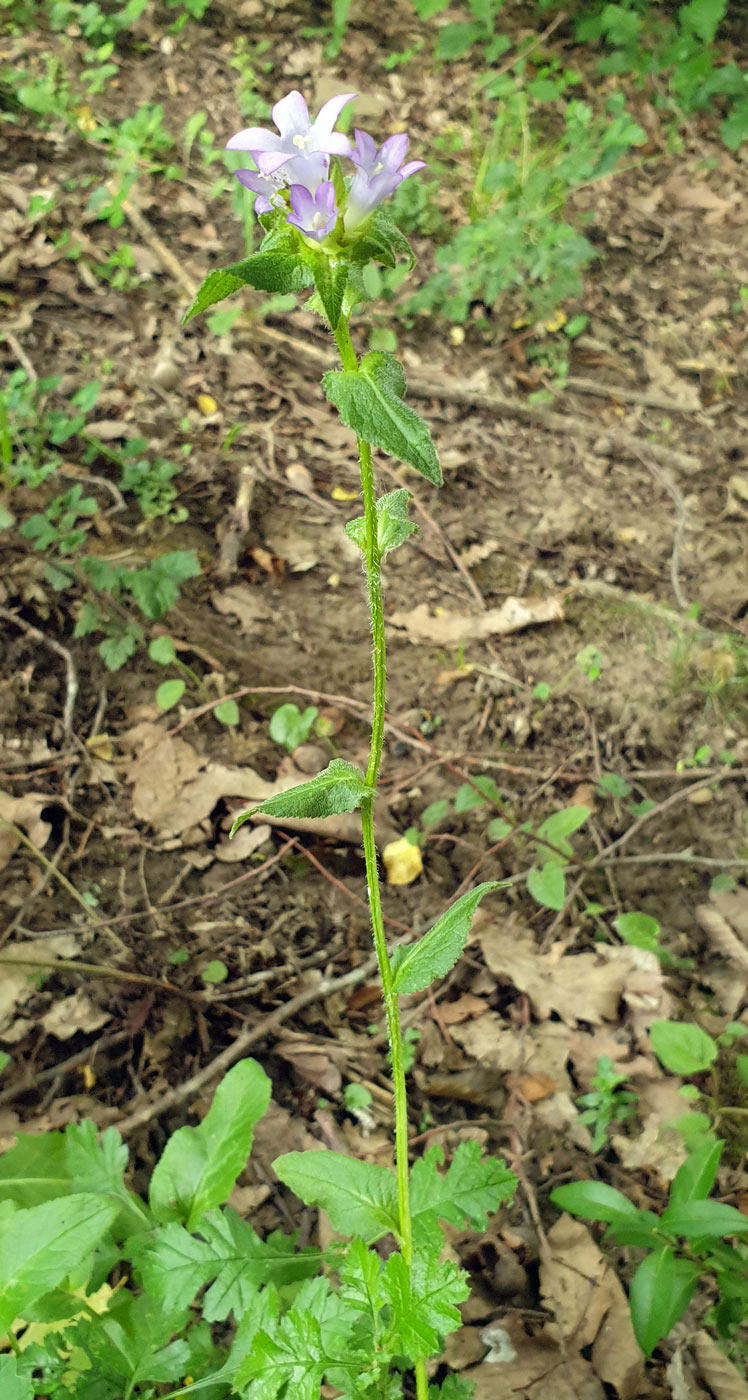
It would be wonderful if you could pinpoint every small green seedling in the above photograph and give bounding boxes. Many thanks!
[577,1055,638,1153]
[269,702,319,751]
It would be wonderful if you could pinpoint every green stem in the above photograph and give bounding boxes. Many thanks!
[334,318,427,1400]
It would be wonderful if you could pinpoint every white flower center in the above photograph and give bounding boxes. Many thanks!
[312,210,326,229]
[293,132,311,150]
[373,161,384,174]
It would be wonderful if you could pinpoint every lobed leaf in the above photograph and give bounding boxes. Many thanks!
[390,882,501,995]
[324,352,442,485]
[410,1140,517,1231]
[230,759,370,837]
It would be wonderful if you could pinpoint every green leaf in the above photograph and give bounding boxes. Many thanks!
[156,678,186,711]
[613,911,661,952]
[215,699,239,726]
[269,703,319,752]
[0,1194,118,1335]
[345,489,419,558]
[0,1355,33,1400]
[127,551,201,620]
[454,782,485,814]
[550,1180,639,1224]
[323,352,442,485]
[629,1247,698,1356]
[149,1058,271,1230]
[660,1199,748,1240]
[230,759,370,837]
[202,959,228,984]
[381,1248,467,1361]
[526,862,565,911]
[650,1020,718,1075]
[669,1139,723,1207]
[0,1052,8,1076]
[350,206,415,271]
[410,1141,517,1231]
[679,0,727,42]
[308,253,348,329]
[487,817,512,841]
[148,635,177,665]
[182,233,311,324]
[0,1132,70,1207]
[99,629,139,671]
[135,1209,317,1320]
[421,799,449,829]
[535,804,590,859]
[390,883,500,995]
[273,1151,399,1241]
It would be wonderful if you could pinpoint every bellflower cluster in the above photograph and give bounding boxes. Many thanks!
[226,89,426,243]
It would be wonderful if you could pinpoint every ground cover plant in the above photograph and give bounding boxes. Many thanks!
[1,1,748,1396]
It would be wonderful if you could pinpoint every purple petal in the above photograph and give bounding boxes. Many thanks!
[325,131,353,157]
[400,160,427,178]
[312,92,356,143]
[272,90,310,138]
[288,185,316,222]
[254,195,272,214]
[255,150,295,176]
[352,128,377,169]
[226,126,282,152]
[379,133,409,170]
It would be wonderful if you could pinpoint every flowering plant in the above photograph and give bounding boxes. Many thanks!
[184,90,516,1400]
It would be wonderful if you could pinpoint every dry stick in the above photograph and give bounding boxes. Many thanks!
[563,373,701,415]
[1,820,128,954]
[0,607,78,745]
[114,953,384,1137]
[0,1029,132,1109]
[546,768,748,937]
[10,837,296,938]
[633,451,691,610]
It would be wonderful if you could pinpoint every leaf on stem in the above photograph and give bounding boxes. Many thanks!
[308,253,349,329]
[323,352,442,485]
[230,759,370,837]
[273,1151,399,1242]
[390,882,500,995]
[345,488,419,558]
[182,231,311,324]
[628,1247,699,1356]
[410,1141,517,1231]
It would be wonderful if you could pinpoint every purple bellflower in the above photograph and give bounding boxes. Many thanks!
[344,129,426,232]
[227,90,354,202]
[286,182,339,243]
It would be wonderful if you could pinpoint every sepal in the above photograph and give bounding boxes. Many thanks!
[345,489,418,557]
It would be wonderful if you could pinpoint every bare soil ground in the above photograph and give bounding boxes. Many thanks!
[2,2,748,1393]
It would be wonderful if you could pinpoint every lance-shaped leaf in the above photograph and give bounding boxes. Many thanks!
[308,252,349,329]
[149,1058,271,1230]
[183,230,311,324]
[628,1247,699,1356]
[230,759,370,837]
[274,1151,399,1241]
[345,489,419,558]
[390,882,500,995]
[323,352,442,486]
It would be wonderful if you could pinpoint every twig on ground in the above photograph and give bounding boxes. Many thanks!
[634,452,690,610]
[4,330,37,381]
[0,1029,131,1108]
[0,607,78,745]
[564,374,701,414]
[114,954,384,1136]
[1,820,129,955]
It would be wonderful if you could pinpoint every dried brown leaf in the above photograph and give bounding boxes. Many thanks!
[389,595,563,646]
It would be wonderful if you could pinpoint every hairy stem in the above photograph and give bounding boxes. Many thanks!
[334,318,426,1400]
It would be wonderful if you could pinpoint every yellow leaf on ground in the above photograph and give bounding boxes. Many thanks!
[197,394,218,415]
[382,837,423,885]
[331,485,358,500]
